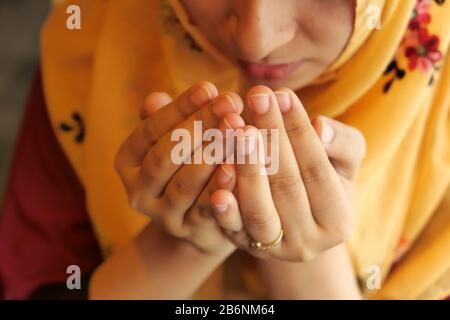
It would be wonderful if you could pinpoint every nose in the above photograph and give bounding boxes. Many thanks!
[228,0,296,63]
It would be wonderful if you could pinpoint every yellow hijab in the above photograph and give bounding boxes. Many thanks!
[41,0,450,299]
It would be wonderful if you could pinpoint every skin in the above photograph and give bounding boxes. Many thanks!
[182,0,356,89]
[88,0,365,299]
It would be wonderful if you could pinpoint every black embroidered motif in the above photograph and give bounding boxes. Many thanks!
[60,112,85,143]
[383,60,406,93]
[428,64,442,85]
[382,0,446,93]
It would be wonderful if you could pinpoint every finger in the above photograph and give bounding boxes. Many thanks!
[183,162,239,241]
[278,89,351,236]
[158,114,244,227]
[234,126,282,249]
[246,86,317,243]
[311,116,366,181]
[140,92,173,120]
[116,83,214,187]
[210,188,243,232]
[210,189,270,260]
[117,94,242,214]
[120,82,219,167]
[141,92,244,196]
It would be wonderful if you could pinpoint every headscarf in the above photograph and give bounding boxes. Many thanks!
[41,0,450,299]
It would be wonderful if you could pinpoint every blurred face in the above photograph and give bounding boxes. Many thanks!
[182,0,355,90]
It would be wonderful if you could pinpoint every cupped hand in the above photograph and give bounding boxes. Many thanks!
[210,86,366,261]
[115,82,246,254]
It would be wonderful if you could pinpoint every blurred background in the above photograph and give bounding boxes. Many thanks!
[0,0,51,204]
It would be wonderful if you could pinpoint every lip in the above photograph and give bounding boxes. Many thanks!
[239,60,303,80]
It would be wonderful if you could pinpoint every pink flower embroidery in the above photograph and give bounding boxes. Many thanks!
[383,0,446,92]
[409,0,433,29]
[405,28,443,72]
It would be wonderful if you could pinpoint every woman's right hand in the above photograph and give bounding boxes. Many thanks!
[115,82,245,255]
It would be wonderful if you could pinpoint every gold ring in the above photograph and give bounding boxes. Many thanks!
[249,229,284,251]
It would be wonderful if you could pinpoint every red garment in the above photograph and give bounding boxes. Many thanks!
[0,73,102,299]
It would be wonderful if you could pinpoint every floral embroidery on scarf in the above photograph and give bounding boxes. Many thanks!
[383,0,446,93]
[60,112,85,143]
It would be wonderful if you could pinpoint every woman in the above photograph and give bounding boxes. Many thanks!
[1,0,449,299]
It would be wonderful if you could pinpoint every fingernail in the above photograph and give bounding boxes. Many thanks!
[237,128,258,155]
[214,203,228,213]
[218,165,233,184]
[249,93,270,115]
[274,91,291,113]
[213,94,236,117]
[321,118,334,144]
[219,115,245,133]
[190,84,213,107]
[144,92,171,114]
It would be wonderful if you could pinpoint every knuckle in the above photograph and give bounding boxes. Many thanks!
[301,163,329,184]
[293,232,319,262]
[142,121,158,145]
[243,210,274,232]
[162,214,184,237]
[162,190,177,211]
[150,144,171,171]
[188,206,215,226]
[129,191,154,216]
[186,207,202,224]
[237,167,262,179]
[140,165,157,185]
[286,120,311,140]
[261,127,280,139]
[270,175,302,196]
[293,245,317,262]
[139,149,158,177]
[162,183,191,214]
[194,201,211,219]
[129,191,142,211]
[174,176,195,197]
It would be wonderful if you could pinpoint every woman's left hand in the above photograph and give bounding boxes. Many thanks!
[210,86,366,262]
